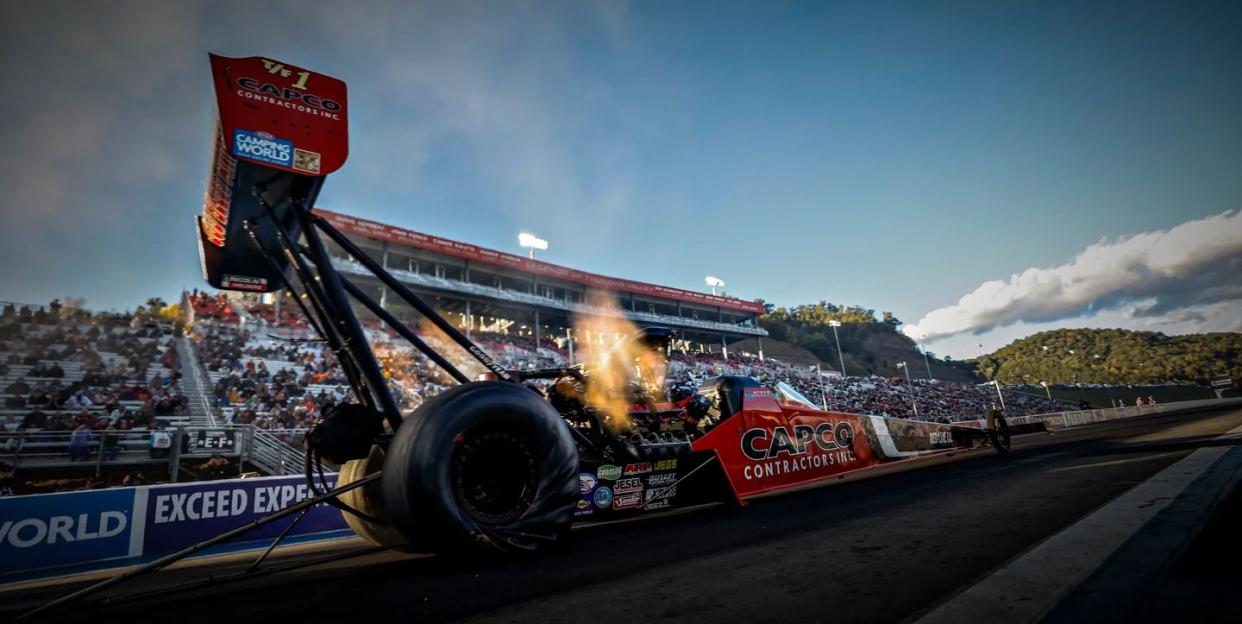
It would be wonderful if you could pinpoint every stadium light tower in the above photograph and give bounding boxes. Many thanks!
[829,319,847,378]
[918,333,934,381]
[992,379,1008,412]
[1040,381,1053,401]
[518,232,548,259]
[896,361,918,417]
[813,363,828,410]
[705,276,725,296]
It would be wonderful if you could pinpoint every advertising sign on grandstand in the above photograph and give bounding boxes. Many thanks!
[0,474,351,583]
[142,475,348,556]
[315,209,767,314]
[195,429,237,450]
[0,488,135,579]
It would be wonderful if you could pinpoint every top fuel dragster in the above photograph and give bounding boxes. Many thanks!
[192,53,1013,554]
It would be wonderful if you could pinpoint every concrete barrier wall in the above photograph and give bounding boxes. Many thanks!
[948,398,1242,432]
[1034,398,1242,431]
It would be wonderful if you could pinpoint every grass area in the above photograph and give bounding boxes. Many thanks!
[1014,385,1237,408]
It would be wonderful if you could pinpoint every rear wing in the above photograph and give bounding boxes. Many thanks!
[197,54,349,292]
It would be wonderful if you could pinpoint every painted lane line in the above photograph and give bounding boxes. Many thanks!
[915,445,1230,624]
[1216,421,1242,441]
[1047,451,1185,473]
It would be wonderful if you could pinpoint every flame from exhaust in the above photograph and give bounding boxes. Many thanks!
[572,290,668,433]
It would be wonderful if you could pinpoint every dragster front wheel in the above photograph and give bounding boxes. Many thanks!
[381,381,579,555]
[337,444,410,548]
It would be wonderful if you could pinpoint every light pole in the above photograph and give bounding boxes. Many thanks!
[919,336,934,381]
[829,320,846,378]
[705,276,725,296]
[1040,381,1053,401]
[814,364,827,410]
[896,361,918,417]
[518,232,548,259]
[992,380,1007,412]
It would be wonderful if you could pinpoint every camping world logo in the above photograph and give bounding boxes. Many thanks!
[232,129,294,167]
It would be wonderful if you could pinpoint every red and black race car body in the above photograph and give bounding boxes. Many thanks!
[566,375,998,520]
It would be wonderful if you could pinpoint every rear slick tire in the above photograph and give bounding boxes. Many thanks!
[381,381,578,555]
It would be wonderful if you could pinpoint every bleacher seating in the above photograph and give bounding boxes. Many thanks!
[0,303,191,465]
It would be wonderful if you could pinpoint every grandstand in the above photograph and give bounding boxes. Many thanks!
[0,303,219,490]
[313,209,769,359]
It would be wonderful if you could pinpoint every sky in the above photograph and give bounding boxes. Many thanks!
[0,1,1239,359]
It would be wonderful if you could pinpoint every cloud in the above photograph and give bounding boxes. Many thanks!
[903,210,1242,341]
[0,2,639,309]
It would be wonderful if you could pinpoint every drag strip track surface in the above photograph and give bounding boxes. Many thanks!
[7,407,1242,623]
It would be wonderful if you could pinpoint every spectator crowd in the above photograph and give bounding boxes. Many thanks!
[2,294,1078,497]
[1,301,187,495]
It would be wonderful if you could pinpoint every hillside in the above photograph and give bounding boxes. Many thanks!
[730,337,827,370]
[756,301,977,382]
[974,328,1241,384]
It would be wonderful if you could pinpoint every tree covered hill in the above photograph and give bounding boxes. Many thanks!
[757,302,976,382]
[974,328,1241,384]
[757,302,1239,387]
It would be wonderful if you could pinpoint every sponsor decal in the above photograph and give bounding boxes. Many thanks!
[293,148,321,173]
[623,463,652,476]
[201,123,236,247]
[612,492,642,510]
[574,498,593,517]
[741,423,854,461]
[597,464,622,481]
[643,473,678,510]
[929,431,954,446]
[221,274,268,292]
[654,459,678,472]
[645,486,676,502]
[235,76,343,120]
[593,486,613,509]
[578,473,597,495]
[233,129,294,167]
[741,449,858,481]
[646,473,676,487]
[613,477,643,495]
[739,422,859,481]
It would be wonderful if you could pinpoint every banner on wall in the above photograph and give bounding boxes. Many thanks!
[0,474,351,583]
[0,488,135,578]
